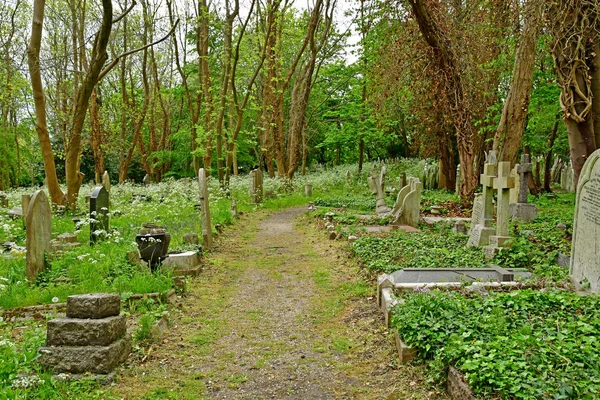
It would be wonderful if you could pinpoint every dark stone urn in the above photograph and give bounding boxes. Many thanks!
[135,223,171,270]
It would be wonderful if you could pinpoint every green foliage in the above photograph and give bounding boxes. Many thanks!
[392,289,600,399]
[351,225,488,273]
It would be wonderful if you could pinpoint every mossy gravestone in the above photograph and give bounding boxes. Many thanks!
[90,186,109,244]
[25,190,52,282]
[570,149,600,291]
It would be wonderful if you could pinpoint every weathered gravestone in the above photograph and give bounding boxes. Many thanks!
[38,293,131,375]
[102,170,110,192]
[230,199,238,219]
[367,168,377,195]
[455,165,461,195]
[391,177,422,228]
[510,154,537,222]
[570,149,600,291]
[22,194,31,217]
[483,161,515,259]
[305,184,313,197]
[90,186,109,245]
[25,190,52,282]
[374,172,391,215]
[198,168,213,249]
[509,164,520,204]
[467,154,497,247]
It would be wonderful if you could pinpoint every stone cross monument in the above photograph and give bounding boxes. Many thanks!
[483,161,515,259]
[510,154,537,222]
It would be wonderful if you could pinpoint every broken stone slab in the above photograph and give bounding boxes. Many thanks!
[172,265,202,277]
[46,315,126,347]
[7,207,23,219]
[447,366,476,400]
[66,294,120,319]
[453,220,467,234]
[38,337,131,374]
[56,233,78,243]
[430,206,442,215]
[161,251,200,272]
[394,331,417,364]
[557,252,570,268]
[327,231,337,240]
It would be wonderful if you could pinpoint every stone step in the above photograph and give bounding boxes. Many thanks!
[47,315,126,346]
[488,235,511,248]
[38,337,131,374]
[67,293,120,319]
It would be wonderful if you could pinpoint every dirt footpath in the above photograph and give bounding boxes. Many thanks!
[111,207,445,399]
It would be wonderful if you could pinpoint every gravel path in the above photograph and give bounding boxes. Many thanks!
[111,207,444,399]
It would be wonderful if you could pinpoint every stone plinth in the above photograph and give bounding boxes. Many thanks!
[39,293,130,375]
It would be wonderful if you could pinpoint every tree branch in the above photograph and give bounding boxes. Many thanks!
[97,19,179,82]
[113,0,137,24]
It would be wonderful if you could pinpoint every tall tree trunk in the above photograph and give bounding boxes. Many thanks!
[89,88,105,184]
[64,0,113,206]
[27,0,65,205]
[410,0,477,205]
[493,0,545,165]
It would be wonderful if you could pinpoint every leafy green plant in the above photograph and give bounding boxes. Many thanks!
[392,289,600,399]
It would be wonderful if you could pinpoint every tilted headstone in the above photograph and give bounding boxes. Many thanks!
[198,168,213,249]
[25,190,52,282]
[510,154,537,222]
[392,178,422,228]
[467,153,497,247]
[102,170,110,192]
[374,174,391,215]
[570,149,600,291]
[483,161,515,259]
[90,186,109,244]
[380,166,387,194]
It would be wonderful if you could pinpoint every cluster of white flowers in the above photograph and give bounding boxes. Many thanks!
[0,338,15,347]
[11,375,44,389]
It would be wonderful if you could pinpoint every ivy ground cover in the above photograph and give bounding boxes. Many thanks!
[392,289,600,399]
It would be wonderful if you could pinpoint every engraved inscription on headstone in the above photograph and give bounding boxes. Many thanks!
[570,149,600,291]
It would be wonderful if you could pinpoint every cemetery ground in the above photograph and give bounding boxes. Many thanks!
[0,160,597,399]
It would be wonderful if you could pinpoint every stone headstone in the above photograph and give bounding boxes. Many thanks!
[230,199,238,219]
[25,190,52,282]
[374,173,391,215]
[305,184,313,197]
[510,154,537,222]
[183,233,199,245]
[345,170,351,184]
[467,156,497,247]
[380,165,387,194]
[198,168,213,249]
[570,149,600,291]
[483,161,515,259]
[22,194,31,217]
[453,220,467,234]
[392,178,422,228]
[248,170,255,196]
[102,170,110,192]
[90,186,109,244]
